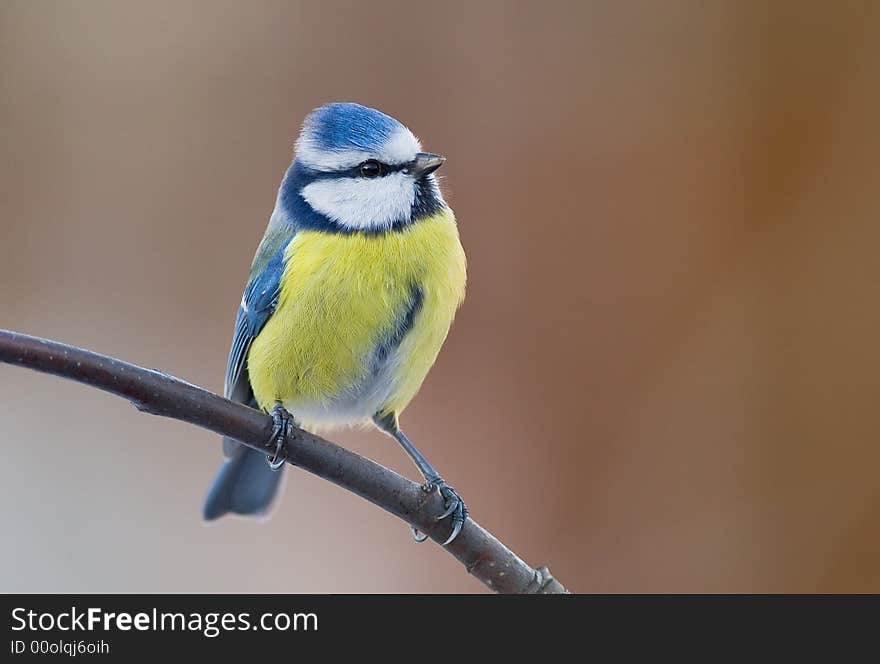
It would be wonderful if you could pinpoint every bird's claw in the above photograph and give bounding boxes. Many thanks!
[422,478,467,546]
[410,479,467,545]
[437,497,459,520]
[267,402,293,471]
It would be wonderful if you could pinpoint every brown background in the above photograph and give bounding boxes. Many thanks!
[1,1,878,592]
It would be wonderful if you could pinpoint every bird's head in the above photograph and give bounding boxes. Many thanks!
[281,103,447,232]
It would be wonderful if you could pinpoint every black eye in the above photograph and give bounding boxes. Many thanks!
[359,160,383,178]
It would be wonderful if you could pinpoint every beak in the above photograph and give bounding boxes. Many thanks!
[405,152,446,178]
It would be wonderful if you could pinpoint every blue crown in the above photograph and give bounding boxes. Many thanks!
[301,102,404,153]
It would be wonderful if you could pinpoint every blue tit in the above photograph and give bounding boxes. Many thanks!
[203,103,468,543]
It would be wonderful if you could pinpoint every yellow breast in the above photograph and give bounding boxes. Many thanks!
[247,208,466,428]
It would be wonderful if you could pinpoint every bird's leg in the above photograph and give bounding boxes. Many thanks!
[267,401,294,471]
[396,428,468,545]
[373,412,468,545]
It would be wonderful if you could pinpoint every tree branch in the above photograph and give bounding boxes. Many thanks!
[0,329,567,594]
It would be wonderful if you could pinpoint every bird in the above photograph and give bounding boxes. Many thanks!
[203,102,468,544]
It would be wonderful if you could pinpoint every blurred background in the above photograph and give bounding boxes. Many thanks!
[1,1,879,592]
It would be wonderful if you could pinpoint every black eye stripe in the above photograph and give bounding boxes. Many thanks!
[299,160,410,181]
[344,160,408,178]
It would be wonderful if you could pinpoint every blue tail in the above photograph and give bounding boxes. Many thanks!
[203,443,286,521]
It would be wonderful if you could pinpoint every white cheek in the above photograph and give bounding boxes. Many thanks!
[301,173,416,230]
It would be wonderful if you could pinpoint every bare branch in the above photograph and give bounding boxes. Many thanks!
[0,329,567,594]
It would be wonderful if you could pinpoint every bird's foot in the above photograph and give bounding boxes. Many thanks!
[267,401,293,471]
[411,477,468,545]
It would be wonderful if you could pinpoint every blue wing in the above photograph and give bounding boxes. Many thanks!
[202,217,295,521]
[220,240,290,457]
[224,247,287,405]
